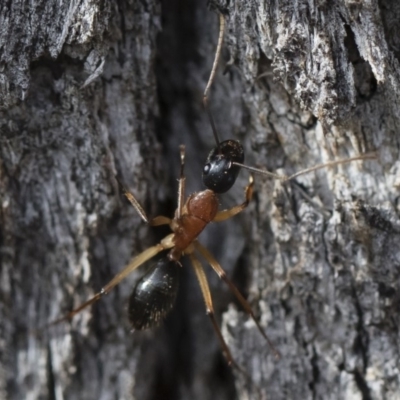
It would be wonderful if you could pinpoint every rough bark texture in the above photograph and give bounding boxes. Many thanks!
[1,0,399,399]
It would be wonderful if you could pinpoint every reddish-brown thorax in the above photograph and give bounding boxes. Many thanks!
[168,190,219,261]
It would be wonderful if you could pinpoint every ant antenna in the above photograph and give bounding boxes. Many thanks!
[203,13,226,148]
[232,152,377,182]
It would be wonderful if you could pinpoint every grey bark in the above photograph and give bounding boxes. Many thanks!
[1,0,399,400]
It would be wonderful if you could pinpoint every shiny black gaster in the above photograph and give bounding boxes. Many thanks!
[202,140,244,193]
[129,257,179,330]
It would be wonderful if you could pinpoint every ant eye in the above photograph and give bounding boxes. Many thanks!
[203,163,211,175]
[202,140,244,193]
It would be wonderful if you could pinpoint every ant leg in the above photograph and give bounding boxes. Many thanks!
[188,252,239,367]
[194,241,280,359]
[146,146,187,227]
[46,234,175,327]
[189,252,265,397]
[117,177,149,224]
[117,177,175,227]
[213,176,254,222]
[150,216,172,226]
[177,145,186,218]
[203,13,225,146]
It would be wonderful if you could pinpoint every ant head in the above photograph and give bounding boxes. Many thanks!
[202,140,244,193]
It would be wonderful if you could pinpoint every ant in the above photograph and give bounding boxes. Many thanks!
[47,11,376,380]
[49,144,278,373]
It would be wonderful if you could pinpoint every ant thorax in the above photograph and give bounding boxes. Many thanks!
[169,189,219,261]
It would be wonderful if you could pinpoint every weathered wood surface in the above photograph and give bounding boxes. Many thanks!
[1,0,399,399]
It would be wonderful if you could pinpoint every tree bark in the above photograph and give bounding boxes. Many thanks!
[1,1,399,400]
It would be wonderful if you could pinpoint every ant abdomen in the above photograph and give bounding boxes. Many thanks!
[202,140,244,193]
[128,257,180,330]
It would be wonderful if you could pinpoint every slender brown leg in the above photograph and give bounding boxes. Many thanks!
[117,173,181,228]
[213,176,254,222]
[46,234,175,327]
[117,177,149,224]
[194,241,280,359]
[189,252,238,367]
[177,145,186,219]
[131,146,186,226]
[189,252,264,397]
[150,216,172,226]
